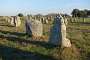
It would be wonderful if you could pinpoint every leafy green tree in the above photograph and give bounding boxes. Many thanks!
[18,13,24,17]
[78,11,87,17]
[71,9,79,17]
[87,10,90,16]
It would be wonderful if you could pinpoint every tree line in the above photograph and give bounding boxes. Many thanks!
[17,9,90,18]
[71,9,90,17]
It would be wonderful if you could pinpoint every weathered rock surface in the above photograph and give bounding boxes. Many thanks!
[26,18,43,37]
[49,15,71,47]
[49,16,62,45]
[15,17,21,27]
[10,16,16,26]
[10,16,21,27]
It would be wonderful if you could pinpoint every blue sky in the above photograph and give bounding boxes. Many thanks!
[0,0,90,16]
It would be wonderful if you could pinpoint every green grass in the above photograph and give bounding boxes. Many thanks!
[67,19,90,60]
[0,17,90,60]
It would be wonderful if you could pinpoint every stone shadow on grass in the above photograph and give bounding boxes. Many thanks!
[0,30,26,37]
[0,44,57,60]
[0,30,56,49]
[0,24,14,27]
[86,52,90,60]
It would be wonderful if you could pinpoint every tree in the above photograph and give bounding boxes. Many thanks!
[71,9,90,17]
[18,13,24,17]
[78,11,87,17]
[87,10,90,16]
[71,9,79,17]
[78,11,87,22]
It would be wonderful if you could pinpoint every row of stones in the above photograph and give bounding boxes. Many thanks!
[26,15,71,47]
[3,15,71,47]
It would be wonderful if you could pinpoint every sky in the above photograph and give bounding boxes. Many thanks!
[0,0,90,16]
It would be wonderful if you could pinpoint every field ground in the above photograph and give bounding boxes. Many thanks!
[0,18,90,60]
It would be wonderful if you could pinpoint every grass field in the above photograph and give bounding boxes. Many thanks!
[0,18,90,60]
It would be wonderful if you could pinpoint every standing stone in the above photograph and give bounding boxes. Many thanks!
[60,15,71,47]
[3,16,11,23]
[7,17,11,23]
[45,19,48,24]
[39,18,42,23]
[25,17,43,37]
[49,16,61,45]
[64,18,68,25]
[25,19,32,36]
[49,15,71,47]
[42,17,45,24]
[4,16,8,22]
[10,16,16,26]
[15,16,21,27]
[10,16,21,27]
